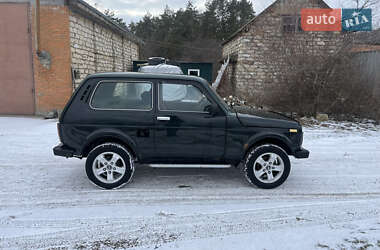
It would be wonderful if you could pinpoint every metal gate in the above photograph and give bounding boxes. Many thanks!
[0,3,34,115]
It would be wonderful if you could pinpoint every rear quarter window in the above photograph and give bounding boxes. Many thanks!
[90,81,152,110]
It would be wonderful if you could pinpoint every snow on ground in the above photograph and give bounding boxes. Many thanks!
[0,116,380,249]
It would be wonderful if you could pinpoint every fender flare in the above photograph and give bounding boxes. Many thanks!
[81,128,138,158]
[246,132,293,155]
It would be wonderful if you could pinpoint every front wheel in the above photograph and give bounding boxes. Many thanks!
[244,145,291,189]
[86,143,135,189]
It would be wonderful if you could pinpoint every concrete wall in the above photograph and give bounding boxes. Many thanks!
[355,51,380,95]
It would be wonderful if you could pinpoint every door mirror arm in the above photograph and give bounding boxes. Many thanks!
[205,104,219,117]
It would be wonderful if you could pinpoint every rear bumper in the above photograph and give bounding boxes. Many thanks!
[53,143,75,158]
[294,148,310,159]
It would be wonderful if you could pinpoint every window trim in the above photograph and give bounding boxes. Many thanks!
[158,82,212,114]
[188,69,200,77]
[89,80,154,112]
[282,15,303,33]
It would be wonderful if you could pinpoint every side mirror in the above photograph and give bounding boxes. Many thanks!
[205,104,219,116]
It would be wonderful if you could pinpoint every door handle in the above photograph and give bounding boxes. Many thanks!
[157,116,171,121]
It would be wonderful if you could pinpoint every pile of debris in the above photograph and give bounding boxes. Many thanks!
[223,95,247,107]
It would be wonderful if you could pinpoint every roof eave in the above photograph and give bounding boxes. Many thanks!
[67,0,144,45]
[222,0,332,46]
[222,0,279,46]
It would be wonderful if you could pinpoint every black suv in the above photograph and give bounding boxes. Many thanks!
[54,72,309,189]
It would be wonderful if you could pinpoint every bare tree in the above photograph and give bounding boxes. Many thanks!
[344,0,380,27]
[219,0,380,120]
[262,32,379,119]
[351,0,379,9]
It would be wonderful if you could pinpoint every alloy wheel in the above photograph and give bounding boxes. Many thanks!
[92,152,126,184]
[253,152,284,184]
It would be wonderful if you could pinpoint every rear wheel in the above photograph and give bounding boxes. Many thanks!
[244,144,290,189]
[86,143,135,189]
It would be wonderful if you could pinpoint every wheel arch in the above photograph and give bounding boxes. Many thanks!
[245,133,293,158]
[81,129,138,160]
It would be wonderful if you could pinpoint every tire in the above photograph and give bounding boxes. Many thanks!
[244,144,290,189]
[85,143,135,189]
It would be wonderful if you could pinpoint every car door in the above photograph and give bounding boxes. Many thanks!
[87,79,156,161]
[154,80,226,164]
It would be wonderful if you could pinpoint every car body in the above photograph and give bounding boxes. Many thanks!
[54,72,309,189]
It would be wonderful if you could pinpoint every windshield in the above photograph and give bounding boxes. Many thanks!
[208,84,233,112]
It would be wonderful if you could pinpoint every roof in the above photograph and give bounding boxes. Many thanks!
[133,60,213,65]
[351,44,380,53]
[353,29,380,45]
[177,62,213,65]
[87,72,210,85]
[222,0,331,45]
[67,0,143,45]
[84,72,228,113]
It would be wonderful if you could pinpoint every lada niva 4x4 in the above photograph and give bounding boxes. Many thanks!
[54,72,309,189]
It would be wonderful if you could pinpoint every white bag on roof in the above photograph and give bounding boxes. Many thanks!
[139,64,184,75]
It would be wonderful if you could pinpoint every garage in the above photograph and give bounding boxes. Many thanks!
[0,3,34,115]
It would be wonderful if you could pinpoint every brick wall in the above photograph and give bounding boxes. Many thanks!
[0,0,141,115]
[69,11,140,88]
[32,5,73,115]
[222,0,342,101]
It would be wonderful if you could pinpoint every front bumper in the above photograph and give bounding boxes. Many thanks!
[53,143,75,158]
[294,148,310,159]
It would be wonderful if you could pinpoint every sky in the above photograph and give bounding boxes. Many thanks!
[85,0,379,27]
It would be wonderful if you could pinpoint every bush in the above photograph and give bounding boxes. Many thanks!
[260,37,380,121]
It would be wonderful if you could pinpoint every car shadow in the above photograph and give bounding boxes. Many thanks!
[60,162,247,191]
[129,164,247,190]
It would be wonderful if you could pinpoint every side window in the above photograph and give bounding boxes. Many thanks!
[159,82,212,112]
[91,81,152,110]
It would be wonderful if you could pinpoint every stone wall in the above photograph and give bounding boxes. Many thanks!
[69,11,140,88]
[223,36,242,57]
[222,0,342,102]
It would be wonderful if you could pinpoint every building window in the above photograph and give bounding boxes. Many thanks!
[188,69,200,77]
[282,16,303,33]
